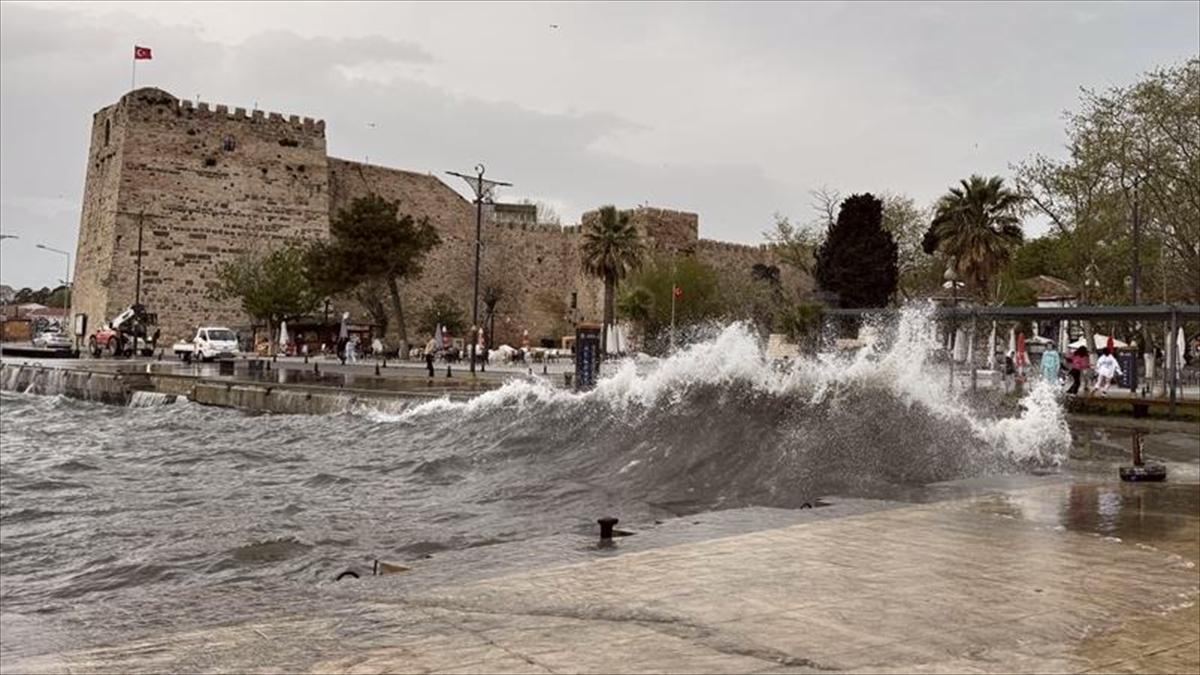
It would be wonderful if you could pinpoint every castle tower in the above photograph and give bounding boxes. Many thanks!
[72,88,331,342]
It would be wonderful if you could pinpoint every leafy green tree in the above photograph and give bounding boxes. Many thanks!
[581,205,646,347]
[210,245,322,350]
[814,194,899,308]
[763,213,820,276]
[617,254,723,352]
[1015,58,1199,304]
[418,293,466,337]
[880,193,939,300]
[308,194,441,355]
[778,302,825,351]
[923,175,1025,299]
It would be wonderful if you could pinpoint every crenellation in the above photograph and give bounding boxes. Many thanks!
[73,87,807,347]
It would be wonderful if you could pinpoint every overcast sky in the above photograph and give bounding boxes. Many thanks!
[1,1,1197,289]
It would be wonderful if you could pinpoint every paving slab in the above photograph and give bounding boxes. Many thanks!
[5,471,1197,674]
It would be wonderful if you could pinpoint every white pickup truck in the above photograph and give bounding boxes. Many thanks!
[173,327,240,362]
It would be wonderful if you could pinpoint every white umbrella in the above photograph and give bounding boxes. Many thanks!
[953,328,968,362]
[339,311,349,340]
[1177,327,1187,373]
[966,323,975,365]
[605,323,622,355]
[987,321,997,369]
[433,324,443,350]
[279,320,289,349]
[1007,326,1016,356]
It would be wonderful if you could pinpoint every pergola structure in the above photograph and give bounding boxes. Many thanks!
[821,304,1200,417]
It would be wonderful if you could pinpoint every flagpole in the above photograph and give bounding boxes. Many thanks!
[131,52,136,91]
[670,252,677,353]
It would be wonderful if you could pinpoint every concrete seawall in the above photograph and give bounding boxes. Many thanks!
[0,363,481,415]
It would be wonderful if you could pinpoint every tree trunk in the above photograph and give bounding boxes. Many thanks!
[386,277,408,357]
[603,272,615,353]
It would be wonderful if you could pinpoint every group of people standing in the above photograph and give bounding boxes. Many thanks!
[1005,344,1124,397]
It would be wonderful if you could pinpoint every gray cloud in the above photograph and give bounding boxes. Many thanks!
[1,1,1196,289]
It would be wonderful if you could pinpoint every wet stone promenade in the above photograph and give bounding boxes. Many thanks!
[7,438,1199,675]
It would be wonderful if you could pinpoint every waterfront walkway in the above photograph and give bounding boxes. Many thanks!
[6,428,1198,674]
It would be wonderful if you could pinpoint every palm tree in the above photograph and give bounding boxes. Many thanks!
[924,175,1024,297]
[581,206,646,350]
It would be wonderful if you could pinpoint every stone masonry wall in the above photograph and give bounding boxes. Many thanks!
[71,98,130,338]
[75,88,331,342]
[74,89,811,351]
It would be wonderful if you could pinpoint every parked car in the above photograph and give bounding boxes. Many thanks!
[32,331,73,351]
[173,327,240,362]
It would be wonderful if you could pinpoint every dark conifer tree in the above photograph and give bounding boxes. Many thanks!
[814,193,899,308]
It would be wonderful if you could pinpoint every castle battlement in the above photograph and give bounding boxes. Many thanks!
[120,88,325,134]
[75,88,803,348]
[697,239,770,254]
[494,222,573,235]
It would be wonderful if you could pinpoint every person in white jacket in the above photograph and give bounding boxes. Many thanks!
[1095,349,1123,396]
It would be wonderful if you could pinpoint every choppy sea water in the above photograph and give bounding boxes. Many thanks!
[0,311,1072,657]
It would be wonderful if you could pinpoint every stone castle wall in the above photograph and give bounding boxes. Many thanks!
[74,88,804,349]
[74,88,331,342]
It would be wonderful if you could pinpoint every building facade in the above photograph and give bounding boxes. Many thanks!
[73,88,802,347]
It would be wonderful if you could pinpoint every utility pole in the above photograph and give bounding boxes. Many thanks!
[1131,176,1141,306]
[446,165,511,375]
[135,212,145,306]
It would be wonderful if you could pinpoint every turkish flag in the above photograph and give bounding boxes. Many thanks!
[673,286,683,299]
[134,46,153,60]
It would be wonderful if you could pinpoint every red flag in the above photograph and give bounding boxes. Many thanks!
[1105,335,1115,353]
[673,286,683,299]
[134,46,153,60]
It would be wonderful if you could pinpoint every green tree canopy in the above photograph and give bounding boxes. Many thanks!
[210,245,322,348]
[1015,58,1199,304]
[418,293,466,338]
[617,254,723,351]
[308,194,440,354]
[814,193,899,308]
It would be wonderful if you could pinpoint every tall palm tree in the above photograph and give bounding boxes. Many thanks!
[925,175,1025,297]
[581,206,645,350]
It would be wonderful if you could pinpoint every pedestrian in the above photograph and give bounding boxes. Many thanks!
[336,336,348,365]
[1040,346,1061,385]
[346,335,359,364]
[424,337,436,377]
[1095,348,1122,397]
[1067,346,1089,395]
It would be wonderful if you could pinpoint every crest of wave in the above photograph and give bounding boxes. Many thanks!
[380,305,1069,466]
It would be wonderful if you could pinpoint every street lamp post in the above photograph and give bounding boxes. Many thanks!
[446,164,511,376]
[944,264,960,392]
[36,244,72,342]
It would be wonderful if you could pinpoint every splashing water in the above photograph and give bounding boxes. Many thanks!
[372,305,1070,508]
[0,307,1070,652]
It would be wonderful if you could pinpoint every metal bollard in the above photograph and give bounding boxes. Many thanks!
[375,363,381,376]
[446,364,452,378]
[314,362,319,374]
[543,362,548,375]
[597,516,619,541]
[304,354,308,364]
